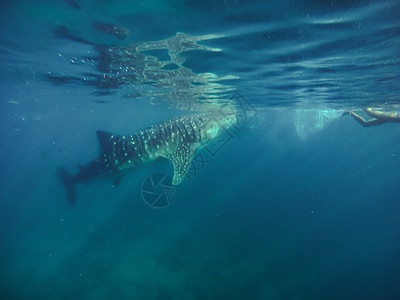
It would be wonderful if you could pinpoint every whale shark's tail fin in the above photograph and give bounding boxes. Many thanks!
[56,167,77,207]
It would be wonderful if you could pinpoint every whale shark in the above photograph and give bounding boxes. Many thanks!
[57,111,237,206]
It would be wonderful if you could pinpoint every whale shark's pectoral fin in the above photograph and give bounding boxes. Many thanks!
[96,130,116,156]
[163,142,196,186]
[113,175,124,187]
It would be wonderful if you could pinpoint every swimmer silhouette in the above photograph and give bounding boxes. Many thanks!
[342,107,400,127]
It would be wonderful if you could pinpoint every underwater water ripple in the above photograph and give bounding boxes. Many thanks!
[218,0,400,107]
[1,1,400,109]
[0,1,397,109]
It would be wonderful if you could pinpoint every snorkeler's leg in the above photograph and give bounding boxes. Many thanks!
[365,108,397,120]
[349,112,384,127]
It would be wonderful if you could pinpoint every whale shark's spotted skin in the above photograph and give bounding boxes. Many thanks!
[71,112,236,187]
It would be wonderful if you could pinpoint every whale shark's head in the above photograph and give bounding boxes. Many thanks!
[203,109,237,140]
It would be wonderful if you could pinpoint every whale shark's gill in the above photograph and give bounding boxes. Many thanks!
[57,111,237,206]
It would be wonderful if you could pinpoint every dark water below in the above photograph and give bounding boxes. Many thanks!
[0,0,400,299]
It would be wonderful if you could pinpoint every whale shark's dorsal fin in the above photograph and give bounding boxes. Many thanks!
[162,142,197,186]
[96,130,115,155]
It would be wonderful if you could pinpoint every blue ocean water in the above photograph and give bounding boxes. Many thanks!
[0,0,400,299]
